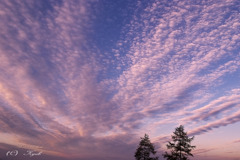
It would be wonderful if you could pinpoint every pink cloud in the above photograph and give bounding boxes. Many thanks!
[0,0,239,159]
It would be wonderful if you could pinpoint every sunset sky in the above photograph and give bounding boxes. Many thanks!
[0,0,240,160]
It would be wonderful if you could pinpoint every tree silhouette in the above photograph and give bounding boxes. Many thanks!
[135,134,159,160]
[163,125,196,160]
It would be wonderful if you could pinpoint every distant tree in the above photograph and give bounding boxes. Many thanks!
[163,125,196,160]
[135,134,159,160]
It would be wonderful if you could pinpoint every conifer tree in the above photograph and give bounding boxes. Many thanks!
[163,125,196,160]
[135,134,159,160]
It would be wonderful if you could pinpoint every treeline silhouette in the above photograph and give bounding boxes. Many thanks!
[135,125,195,160]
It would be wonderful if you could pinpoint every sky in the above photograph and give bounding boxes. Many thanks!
[0,0,240,160]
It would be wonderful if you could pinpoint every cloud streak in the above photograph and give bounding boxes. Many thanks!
[0,0,240,159]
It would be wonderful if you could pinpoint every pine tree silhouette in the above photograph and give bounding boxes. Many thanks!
[135,134,159,160]
[163,125,196,160]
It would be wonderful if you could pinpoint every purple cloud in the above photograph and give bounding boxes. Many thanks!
[0,0,240,160]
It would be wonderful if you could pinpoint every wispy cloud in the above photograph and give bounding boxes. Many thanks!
[110,0,240,133]
[189,109,240,136]
[0,0,240,159]
[233,139,240,144]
